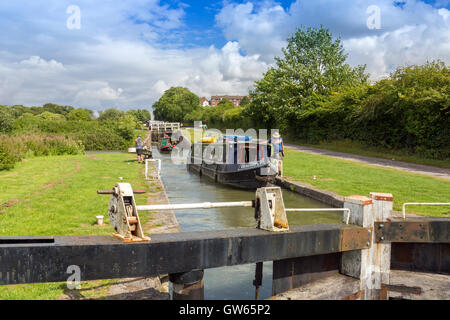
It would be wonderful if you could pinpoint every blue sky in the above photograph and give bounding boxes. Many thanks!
[0,0,449,110]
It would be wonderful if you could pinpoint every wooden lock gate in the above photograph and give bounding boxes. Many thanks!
[0,186,448,300]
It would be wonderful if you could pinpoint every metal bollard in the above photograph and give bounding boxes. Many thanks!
[169,270,204,300]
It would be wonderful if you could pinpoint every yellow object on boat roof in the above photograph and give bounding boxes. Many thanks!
[201,136,217,143]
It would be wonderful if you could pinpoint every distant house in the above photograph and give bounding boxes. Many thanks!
[200,97,210,107]
[210,95,248,107]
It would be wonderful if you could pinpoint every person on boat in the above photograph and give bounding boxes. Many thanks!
[135,135,144,164]
[268,132,284,176]
[161,134,173,150]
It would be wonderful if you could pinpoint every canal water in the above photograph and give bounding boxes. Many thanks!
[155,150,342,300]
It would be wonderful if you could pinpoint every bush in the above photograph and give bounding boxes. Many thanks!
[353,61,449,159]
[261,61,449,160]
[36,111,66,121]
[0,134,84,171]
[0,144,18,171]
[117,115,138,141]
[0,107,14,133]
[98,108,124,121]
[12,117,132,151]
[67,109,92,121]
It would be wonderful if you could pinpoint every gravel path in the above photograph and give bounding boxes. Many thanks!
[285,144,450,180]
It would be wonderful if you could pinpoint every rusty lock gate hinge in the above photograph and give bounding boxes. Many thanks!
[340,227,372,251]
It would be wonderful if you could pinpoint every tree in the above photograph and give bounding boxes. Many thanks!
[117,114,137,141]
[354,61,449,158]
[36,111,66,121]
[98,108,124,121]
[0,107,14,133]
[222,106,251,129]
[67,108,92,121]
[42,103,74,116]
[184,108,205,124]
[249,26,368,131]
[239,96,251,107]
[201,98,235,127]
[9,105,28,118]
[126,109,151,123]
[152,87,200,122]
[217,98,234,108]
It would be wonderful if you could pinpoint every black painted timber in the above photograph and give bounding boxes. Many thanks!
[0,224,368,285]
[375,219,450,243]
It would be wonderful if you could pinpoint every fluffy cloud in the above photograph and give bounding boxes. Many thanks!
[0,39,268,109]
[0,0,449,110]
[216,0,450,79]
[0,0,269,109]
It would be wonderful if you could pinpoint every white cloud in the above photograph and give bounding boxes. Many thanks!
[439,8,450,20]
[0,1,269,109]
[152,80,170,95]
[216,0,450,80]
[216,2,287,61]
[0,39,268,108]
[0,0,448,110]
[20,56,65,71]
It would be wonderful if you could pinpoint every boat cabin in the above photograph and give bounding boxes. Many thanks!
[190,135,270,165]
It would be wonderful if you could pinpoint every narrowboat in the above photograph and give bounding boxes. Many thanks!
[160,135,173,153]
[187,135,279,189]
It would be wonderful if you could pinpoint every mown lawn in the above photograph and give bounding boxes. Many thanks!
[283,148,450,217]
[0,152,152,299]
[284,138,450,169]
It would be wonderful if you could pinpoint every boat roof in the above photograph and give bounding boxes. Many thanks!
[223,135,252,141]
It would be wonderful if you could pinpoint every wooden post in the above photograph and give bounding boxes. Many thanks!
[340,195,374,299]
[272,253,340,296]
[340,193,392,300]
[370,192,393,299]
[169,270,204,300]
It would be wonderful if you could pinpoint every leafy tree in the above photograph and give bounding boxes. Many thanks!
[98,108,124,121]
[67,108,92,121]
[8,105,28,118]
[249,26,368,131]
[42,103,74,116]
[354,61,449,158]
[201,98,235,127]
[117,114,137,141]
[217,98,234,108]
[36,111,66,121]
[184,108,205,124]
[0,107,14,133]
[152,87,200,122]
[239,96,251,107]
[246,68,282,129]
[126,109,151,123]
[222,106,251,129]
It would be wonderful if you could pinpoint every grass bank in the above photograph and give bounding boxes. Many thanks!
[0,152,154,299]
[283,148,450,217]
[181,127,449,216]
[284,138,450,169]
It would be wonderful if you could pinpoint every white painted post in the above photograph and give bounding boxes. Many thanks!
[145,159,148,180]
[370,192,393,296]
[340,195,386,300]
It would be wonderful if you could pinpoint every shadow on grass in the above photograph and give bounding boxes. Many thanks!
[62,278,169,300]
